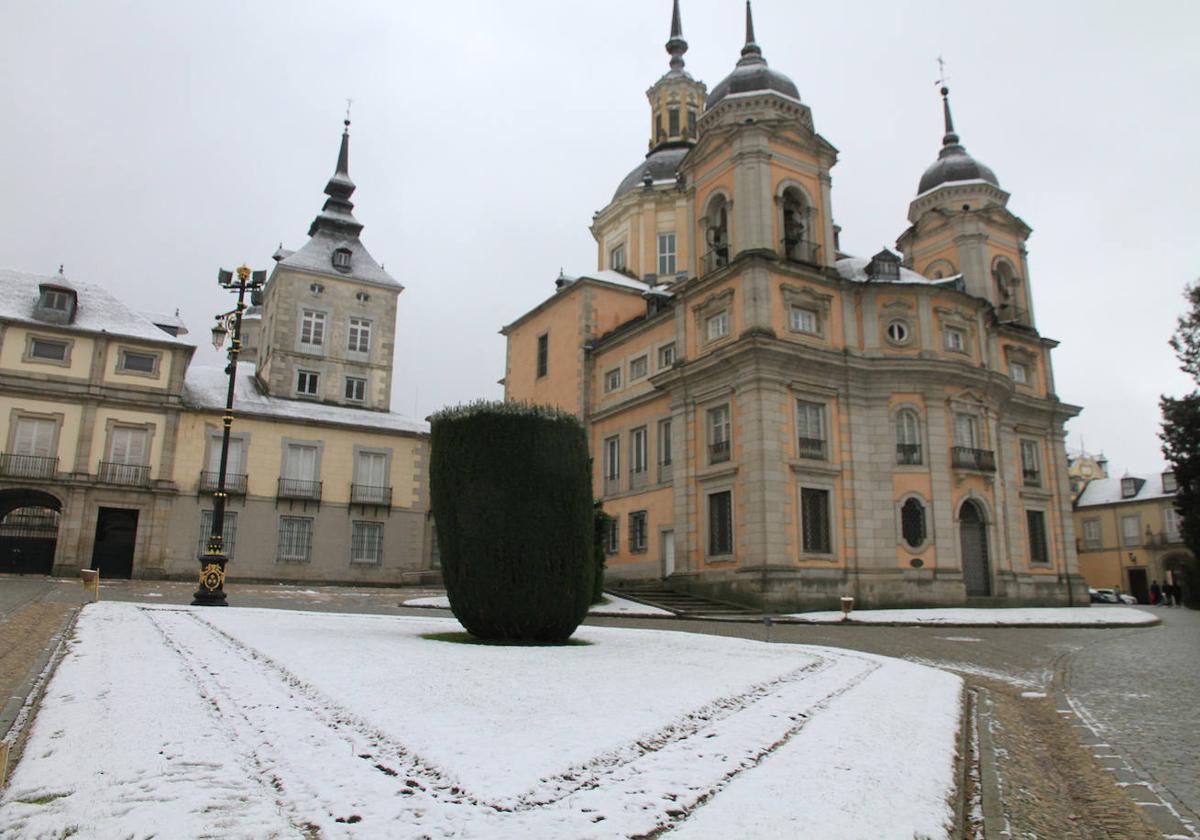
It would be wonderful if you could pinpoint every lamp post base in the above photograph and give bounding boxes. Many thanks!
[191,556,229,607]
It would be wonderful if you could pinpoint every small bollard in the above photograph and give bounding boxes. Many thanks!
[839,595,854,621]
[79,568,100,602]
[762,614,774,643]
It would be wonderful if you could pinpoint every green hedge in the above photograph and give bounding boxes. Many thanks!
[429,401,593,641]
[592,503,609,605]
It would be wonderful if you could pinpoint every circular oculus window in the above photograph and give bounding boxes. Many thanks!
[886,319,910,344]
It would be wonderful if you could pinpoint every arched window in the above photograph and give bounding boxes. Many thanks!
[780,187,817,264]
[896,409,921,465]
[993,260,1026,323]
[901,498,926,549]
[703,195,730,273]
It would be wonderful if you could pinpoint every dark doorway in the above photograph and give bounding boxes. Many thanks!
[960,500,991,596]
[91,507,138,579]
[1127,568,1149,605]
[0,489,62,575]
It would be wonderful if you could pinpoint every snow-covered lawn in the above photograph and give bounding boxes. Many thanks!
[0,603,962,839]
[404,592,673,617]
[786,606,1157,626]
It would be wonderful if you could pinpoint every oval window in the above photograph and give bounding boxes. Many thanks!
[886,319,910,344]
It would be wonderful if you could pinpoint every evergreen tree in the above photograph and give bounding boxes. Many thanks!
[1161,281,1200,608]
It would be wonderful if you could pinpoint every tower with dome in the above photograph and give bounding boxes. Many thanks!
[501,1,1084,610]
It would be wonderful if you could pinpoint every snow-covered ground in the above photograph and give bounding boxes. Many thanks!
[786,606,1157,626]
[404,592,673,617]
[0,603,962,839]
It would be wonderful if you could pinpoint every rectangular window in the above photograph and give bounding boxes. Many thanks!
[297,370,320,396]
[658,233,677,276]
[667,108,680,137]
[42,291,69,311]
[300,309,326,348]
[1081,519,1101,550]
[801,487,832,554]
[118,349,158,374]
[1026,510,1049,564]
[1009,362,1029,384]
[706,311,730,341]
[944,327,966,352]
[206,436,247,477]
[1163,472,1178,493]
[708,491,733,555]
[658,419,673,467]
[796,400,826,459]
[605,516,619,555]
[283,443,318,482]
[789,306,818,334]
[657,343,676,369]
[610,244,626,272]
[108,426,149,465]
[348,318,371,354]
[604,367,621,393]
[629,355,648,381]
[277,516,314,563]
[344,376,367,402]
[355,450,388,500]
[536,333,548,378]
[687,109,697,137]
[708,404,731,463]
[629,511,648,553]
[13,417,56,457]
[630,427,648,476]
[603,435,620,485]
[1020,439,1041,485]
[198,510,238,560]
[1164,507,1181,541]
[351,521,384,564]
[30,337,68,361]
[1121,514,1141,547]
[953,413,979,449]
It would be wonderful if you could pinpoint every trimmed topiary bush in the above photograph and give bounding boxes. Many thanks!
[592,502,609,605]
[429,401,594,642]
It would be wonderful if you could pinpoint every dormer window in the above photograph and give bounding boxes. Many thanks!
[355,291,370,303]
[1121,477,1140,498]
[332,248,352,272]
[309,283,325,295]
[35,282,77,325]
[610,244,626,272]
[1163,471,1178,493]
[865,249,901,282]
[42,290,69,311]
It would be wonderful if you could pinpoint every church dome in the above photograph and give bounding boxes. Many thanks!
[917,87,1000,195]
[612,145,690,201]
[705,4,799,110]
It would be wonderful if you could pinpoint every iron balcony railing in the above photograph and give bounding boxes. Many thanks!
[629,468,649,490]
[896,443,922,466]
[0,453,58,479]
[780,237,821,265]
[701,247,730,275]
[98,461,149,486]
[351,483,392,506]
[797,436,826,460]
[658,461,673,483]
[277,477,322,500]
[199,471,248,495]
[951,447,996,472]
[709,440,731,464]
[1022,469,1042,487]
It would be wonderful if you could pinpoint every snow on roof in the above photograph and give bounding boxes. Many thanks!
[834,256,937,286]
[276,230,401,290]
[0,268,194,347]
[1075,473,1176,507]
[913,177,1000,202]
[183,364,427,435]
[561,269,655,292]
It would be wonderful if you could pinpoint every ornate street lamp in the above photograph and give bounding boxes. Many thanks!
[192,264,266,607]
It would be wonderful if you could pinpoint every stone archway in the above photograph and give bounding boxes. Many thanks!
[0,488,63,575]
[959,499,991,596]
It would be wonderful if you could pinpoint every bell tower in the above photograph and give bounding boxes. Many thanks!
[897,86,1035,326]
[646,0,707,151]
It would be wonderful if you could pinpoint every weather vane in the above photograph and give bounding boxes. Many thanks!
[936,56,949,88]
[345,97,353,124]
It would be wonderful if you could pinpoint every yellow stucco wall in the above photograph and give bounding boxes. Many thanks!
[0,325,96,379]
[101,341,173,389]
[0,396,84,468]
[89,407,168,479]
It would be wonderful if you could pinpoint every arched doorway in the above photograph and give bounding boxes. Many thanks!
[959,499,991,596]
[0,489,63,575]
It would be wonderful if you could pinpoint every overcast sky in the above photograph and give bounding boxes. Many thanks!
[3,0,1198,475]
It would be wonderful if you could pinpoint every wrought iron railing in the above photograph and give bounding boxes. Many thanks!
[1022,469,1042,487]
[780,237,821,265]
[951,447,996,472]
[709,440,730,464]
[797,436,826,460]
[701,247,730,275]
[896,443,922,465]
[98,461,149,485]
[351,483,392,506]
[0,453,58,479]
[199,471,248,494]
[277,477,322,500]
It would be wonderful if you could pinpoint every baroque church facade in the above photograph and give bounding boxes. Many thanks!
[502,1,1086,609]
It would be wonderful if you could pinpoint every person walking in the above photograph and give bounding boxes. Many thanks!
[1150,580,1162,606]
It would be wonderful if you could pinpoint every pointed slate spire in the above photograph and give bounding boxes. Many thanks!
[666,0,687,71]
[940,86,960,147]
[739,1,763,64]
[308,118,363,238]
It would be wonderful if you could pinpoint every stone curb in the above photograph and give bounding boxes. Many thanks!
[0,605,81,788]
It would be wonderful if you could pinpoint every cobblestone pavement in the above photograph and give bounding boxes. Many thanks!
[2,574,1195,836]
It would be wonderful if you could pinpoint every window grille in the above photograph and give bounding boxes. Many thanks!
[709,491,733,555]
[801,488,831,554]
[351,521,384,564]
[277,516,314,563]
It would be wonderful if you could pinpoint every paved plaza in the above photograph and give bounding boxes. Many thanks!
[1,574,1196,837]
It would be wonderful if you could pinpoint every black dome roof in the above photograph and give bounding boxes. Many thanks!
[918,142,999,195]
[612,145,690,201]
[706,59,798,110]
